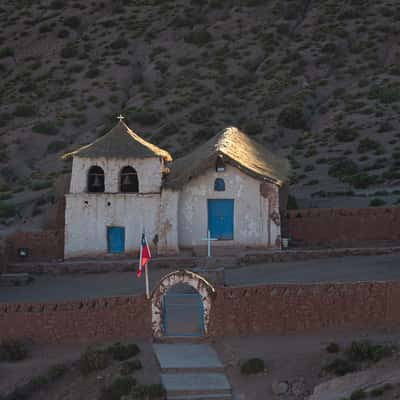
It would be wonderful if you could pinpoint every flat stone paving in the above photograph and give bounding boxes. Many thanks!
[154,343,231,399]
[2,254,400,303]
[161,372,231,391]
[153,344,223,370]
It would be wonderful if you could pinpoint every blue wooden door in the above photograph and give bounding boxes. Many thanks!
[208,199,234,240]
[107,227,125,253]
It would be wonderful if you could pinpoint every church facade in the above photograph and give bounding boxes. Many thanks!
[63,120,289,258]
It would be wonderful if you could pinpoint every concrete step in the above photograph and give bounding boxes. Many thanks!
[161,373,231,397]
[153,344,224,372]
[153,336,207,344]
[168,394,232,400]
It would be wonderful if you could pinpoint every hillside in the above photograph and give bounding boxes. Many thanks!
[1,0,400,232]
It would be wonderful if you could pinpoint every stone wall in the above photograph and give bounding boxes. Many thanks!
[0,295,151,344]
[284,207,400,246]
[2,281,400,344]
[209,281,400,336]
[5,229,64,263]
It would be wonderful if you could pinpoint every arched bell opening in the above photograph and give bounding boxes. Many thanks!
[120,166,139,193]
[87,166,105,193]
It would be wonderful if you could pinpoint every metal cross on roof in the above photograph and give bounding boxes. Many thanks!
[117,114,125,122]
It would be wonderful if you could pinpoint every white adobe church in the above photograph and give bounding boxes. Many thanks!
[63,118,289,258]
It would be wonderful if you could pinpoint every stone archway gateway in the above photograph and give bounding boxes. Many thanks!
[151,270,216,337]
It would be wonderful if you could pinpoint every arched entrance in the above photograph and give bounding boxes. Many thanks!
[151,270,215,338]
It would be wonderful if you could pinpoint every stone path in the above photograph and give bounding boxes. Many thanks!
[153,343,232,400]
[3,253,400,303]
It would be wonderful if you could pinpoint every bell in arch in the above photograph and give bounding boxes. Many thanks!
[122,174,134,186]
[92,174,103,187]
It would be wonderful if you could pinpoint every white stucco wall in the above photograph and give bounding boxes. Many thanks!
[69,156,163,194]
[158,189,179,255]
[177,165,281,249]
[64,193,161,258]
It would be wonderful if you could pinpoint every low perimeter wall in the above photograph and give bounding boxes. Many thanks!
[0,295,151,344]
[284,207,400,246]
[1,281,400,343]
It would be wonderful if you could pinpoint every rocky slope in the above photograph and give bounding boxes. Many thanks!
[1,0,400,231]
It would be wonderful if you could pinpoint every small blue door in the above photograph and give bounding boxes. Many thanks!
[107,227,125,253]
[208,199,234,240]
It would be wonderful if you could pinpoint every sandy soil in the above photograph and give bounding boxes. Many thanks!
[213,329,400,400]
[2,329,400,400]
[0,339,160,399]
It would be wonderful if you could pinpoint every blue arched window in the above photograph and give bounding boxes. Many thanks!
[214,178,225,191]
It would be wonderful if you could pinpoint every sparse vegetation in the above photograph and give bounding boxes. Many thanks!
[79,348,108,375]
[240,358,265,375]
[106,342,140,361]
[0,339,29,362]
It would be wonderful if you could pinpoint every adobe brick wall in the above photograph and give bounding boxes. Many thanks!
[0,295,151,344]
[2,281,400,344]
[283,207,400,246]
[5,229,64,262]
[208,281,400,336]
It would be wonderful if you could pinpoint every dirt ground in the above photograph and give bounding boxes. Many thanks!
[0,339,161,400]
[213,329,400,400]
[2,329,400,400]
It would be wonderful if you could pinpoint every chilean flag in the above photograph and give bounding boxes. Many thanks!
[137,233,151,278]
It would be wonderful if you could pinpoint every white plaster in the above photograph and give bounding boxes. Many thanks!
[177,164,281,248]
[70,156,163,194]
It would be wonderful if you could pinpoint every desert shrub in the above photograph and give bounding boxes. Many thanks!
[357,138,383,154]
[335,127,359,142]
[106,342,140,361]
[0,202,17,218]
[287,195,298,210]
[131,384,165,399]
[189,106,214,124]
[371,383,393,397]
[110,37,128,49]
[120,359,142,375]
[323,358,357,376]
[369,84,400,104]
[0,47,13,59]
[346,341,394,362]
[0,112,12,127]
[47,140,68,153]
[79,348,108,375]
[369,198,386,207]
[60,46,77,58]
[350,389,366,400]
[0,339,29,362]
[347,173,380,189]
[85,67,101,79]
[31,180,52,191]
[14,104,36,117]
[328,159,358,180]
[133,109,162,125]
[240,358,265,375]
[50,0,66,9]
[243,121,263,136]
[39,23,53,33]
[63,16,81,29]
[58,29,70,38]
[184,30,212,46]
[32,121,58,135]
[100,376,136,400]
[47,363,68,380]
[326,342,340,353]
[277,106,307,130]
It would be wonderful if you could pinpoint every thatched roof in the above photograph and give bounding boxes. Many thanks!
[164,127,290,189]
[62,121,172,161]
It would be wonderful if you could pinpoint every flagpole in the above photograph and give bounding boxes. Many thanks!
[145,262,150,300]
